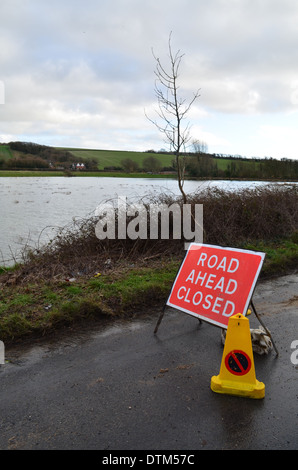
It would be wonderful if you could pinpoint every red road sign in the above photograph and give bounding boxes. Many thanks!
[166,243,265,329]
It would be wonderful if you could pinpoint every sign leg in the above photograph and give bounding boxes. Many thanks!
[154,305,166,334]
[250,300,279,357]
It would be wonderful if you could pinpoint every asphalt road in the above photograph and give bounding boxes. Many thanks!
[0,273,297,451]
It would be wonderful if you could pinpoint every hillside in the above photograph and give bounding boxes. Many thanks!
[0,142,175,173]
[0,141,298,179]
[65,148,175,171]
[0,145,13,160]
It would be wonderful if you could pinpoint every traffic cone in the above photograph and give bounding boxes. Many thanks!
[211,313,265,399]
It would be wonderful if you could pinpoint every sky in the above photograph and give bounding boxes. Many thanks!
[1,0,298,159]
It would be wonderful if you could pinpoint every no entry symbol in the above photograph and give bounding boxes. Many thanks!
[225,350,252,376]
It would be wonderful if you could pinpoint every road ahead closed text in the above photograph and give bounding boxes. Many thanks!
[167,244,265,328]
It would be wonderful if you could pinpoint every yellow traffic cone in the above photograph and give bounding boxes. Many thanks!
[211,313,265,399]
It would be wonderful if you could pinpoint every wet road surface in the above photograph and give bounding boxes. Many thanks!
[0,273,297,450]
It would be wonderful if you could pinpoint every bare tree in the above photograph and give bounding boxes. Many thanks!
[192,139,208,155]
[146,33,200,203]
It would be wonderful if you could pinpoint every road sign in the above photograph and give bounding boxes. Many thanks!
[166,243,265,329]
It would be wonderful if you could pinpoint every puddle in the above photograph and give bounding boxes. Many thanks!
[3,315,152,367]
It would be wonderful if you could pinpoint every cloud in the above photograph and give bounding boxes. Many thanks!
[0,0,298,157]
[257,123,298,159]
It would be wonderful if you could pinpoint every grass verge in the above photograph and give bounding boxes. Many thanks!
[1,238,297,344]
[0,170,173,178]
[0,260,180,343]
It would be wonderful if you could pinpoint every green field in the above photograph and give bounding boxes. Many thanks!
[64,148,175,170]
[0,170,175,178]
[1,143,297,179]
[0,145,13,160]
[0,144,252,173]
[64,148,262,175]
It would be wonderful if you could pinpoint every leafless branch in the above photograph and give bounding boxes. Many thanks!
[146,32,200,202]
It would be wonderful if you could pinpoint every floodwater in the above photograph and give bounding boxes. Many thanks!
[0,176,277,265]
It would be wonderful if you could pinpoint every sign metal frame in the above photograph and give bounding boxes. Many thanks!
[154,243,278,356]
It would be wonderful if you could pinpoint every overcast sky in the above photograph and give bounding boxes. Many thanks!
[1,0,298,159]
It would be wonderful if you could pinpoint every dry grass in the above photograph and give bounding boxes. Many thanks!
[1,183,297,286]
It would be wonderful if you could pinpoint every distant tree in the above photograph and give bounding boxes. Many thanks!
[121,158,139,173]
[142,156,162,173]
[186,153,217,178]
[6,156,49,169]
[84,158,98,170]
[192,139,208,155]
